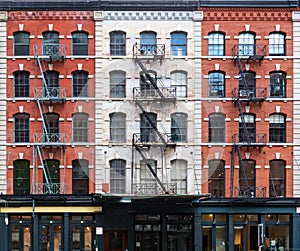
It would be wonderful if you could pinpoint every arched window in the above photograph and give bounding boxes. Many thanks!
[72,31,88,55]
[14,113,30,143]
[14,71,30,98]
[208,159,225,198]
[13,31,30,56]
[110,159,126,194]
[171,159,187,194]
[72,70,88,97]
[171,113,187,142]
[208,32,225,56]
[209,113,225,143]
[110,31,126,56]
[13,159,30,194]
[239,159,255,197]
[238,32,255,56]
[269,160,285,198]
[170,71,187,97]
[72,159,89,194]
[270,71,286,98]
[269,32,286,56]
[171,31,187,56]
[208,71,225,97]
[72,113,89,143]
[109,70,126,98]
[269,113,286,143]
[110,112,126,143]
[140,31,157,55]
[42,31,59,56]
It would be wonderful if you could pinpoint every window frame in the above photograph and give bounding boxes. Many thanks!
[14,71,30,98]
[238,32,256,56]
[72,159,89,194]
[13,31,30,56]
[239,113,256,143]
[72,70,89,97]
[110,159,126,194]
[72,31,88,56]
[269,32,286,56]
[171,31,187,56]
[72,113,89,143]
[208,159,225,198]
[239,71,256,98]
[171,113,187,142]
[269,160,286,198]
[109,112,126,143]
[140,112,157,142]
[140,31,157,55]
[208,32,225,56]
[170,70,187,97]
[208,71,225,98]
[14,113,30,143]
[170,159,187,194]
[269,113,286,143]
[109,70,126,98]
[13,159,30,194]
[110,31,126,56]
[208,113,226,143]
[239,159,256,196]
[270,71,286,98]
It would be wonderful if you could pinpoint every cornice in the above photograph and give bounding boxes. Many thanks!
[8,11,94,20]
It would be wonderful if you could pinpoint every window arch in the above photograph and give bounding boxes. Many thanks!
[13,31,30,56]
[170,70,187,97]
[269,113,286,143]
[208,32,225,56]
[171,159,187,194]
[238,32,255,56]
[13,159,30,194]
[239,113,256,143]
[14,70,30,98]
[270,71,286,98]
[239,159,256,197]
[171,31,187,56]
[72,70,88,97]
[239,71,256,98]
[208,113,225,143]
[208,71,225,97]
[72,113,89,143]
[14,113,30,143]
[110,31,126,56]
[110,112,126,143]
[72,159,89,194]
[269,160,285,198]
[109,70,126,98]
[140,31,157,55]
[208,159,225,198]
[72,31,88,56]
[110,159,126,194]
[171,113,187,142]
[269,32,286,56]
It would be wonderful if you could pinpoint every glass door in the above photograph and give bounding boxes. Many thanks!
[40,224,62,251]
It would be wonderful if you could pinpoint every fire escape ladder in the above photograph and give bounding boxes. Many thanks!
[236,145,251,197]
[35,145,53,194]
[230,145,236,198]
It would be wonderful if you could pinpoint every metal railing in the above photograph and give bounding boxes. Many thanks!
[133,86,176,99]
[232,87,267,100]
[133,133,175,145]
[233,186,266,198]
[232,133,267,145]
[33,183,66,194]
[34,44,66,58]
[34,133,66,145]
[133,44,165,57]
[232,44,266,57]
[34,87,66,100]
[133,183,177,195]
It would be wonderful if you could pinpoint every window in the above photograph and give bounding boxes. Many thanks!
[209,113,225,143]
[43,159,60,193]
[110,31,126,56]
[14,113,30,143]
[170,159,187,194]
[269,160,285,198]
[140,112,157,142]
[43,113,59,142]
[72,70,88,97]
[109,71,126,98]
[208,32,225,56]
[72,31,88,56]
[238,32,255,56]
[140,31,157,55]
[72,113,89,143]
[239,113,256,143]
[170,71,187,97]
[13,31,30,56]
[42,31,59,56]
[14,71,30,98]
[269,113,286,143]
[110,159,126,194]
[13,160,30,194]
[208,71,225,97]
[171,31,187,56]
[239,71,256,98]
[140,70,157,97]
[140,159,157,192]
[270,71,286,98]
[171,113,187,142]
[43,70,59,98]
[110,113,126,143]
[72,159,89,194]
[239,160,255,197]
[208,160,225,198]
[269,32,286,56]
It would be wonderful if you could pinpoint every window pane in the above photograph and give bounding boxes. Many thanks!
[13,160,30,194]
[170,159,187,194]
[239,114,255,143]
[170,71,187,97]
[208,32,224,56]
[270,72,286,98]
[209,113,225,143]
[269,160,285,197]
[239,71,256,98]
[72,159,89,194]
[110,71,126,98]
[140,32,156,55]
[110,31,126,56]
[14,113,30,143]
[208,160,225,197]
[171,113,187,142]
[269,33,285,55]
[73,113,89,142]
[208,72,225,97]
[14,32,30,56]
[238,33,255,56]
[72,32,88,55]
[171,32,187,56]
[269,114,286,143]
[72,71,88,97]
[14,71,30,98]
[110,113,126,143]
[110,159,126,193]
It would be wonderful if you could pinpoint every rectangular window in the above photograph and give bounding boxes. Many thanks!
[14,71,30,98]
[110,71,126,98]
[208,32,224,56]
[110,113,126,143]
[171,32,187,56]
[73,114,89,143]
[110,32,126,56]
[110,159,126,194]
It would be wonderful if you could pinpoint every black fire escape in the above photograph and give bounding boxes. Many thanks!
[33,43,66,194]
[132,43,176,194]
[230,43,267,198]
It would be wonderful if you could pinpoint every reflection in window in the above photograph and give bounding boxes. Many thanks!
[238,32,255,56]
[171,31,187,56]
[72,70,88,97]
[140,31,157,55]
[208,160,225,198]
[208,32,225,56]
[269,113,286,143]
[171,113,187,142]
[170,71,187,97]
[239,114,256,143]
[208,71,225,97]
[269,160,285,198]
[239,71,256,98]
[110,70,126,98]
[171,159,187,194]
[269,32,285,56]
[110,112,126,143]
[239,160,255,197]
[72,159,89,194]
[72,113,89,143]
[270,71,286,98]
[209,113,225,143]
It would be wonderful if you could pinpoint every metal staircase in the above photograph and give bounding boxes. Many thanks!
[230,44,267,198]
[33,43,66,194]
[132,43,177,194]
